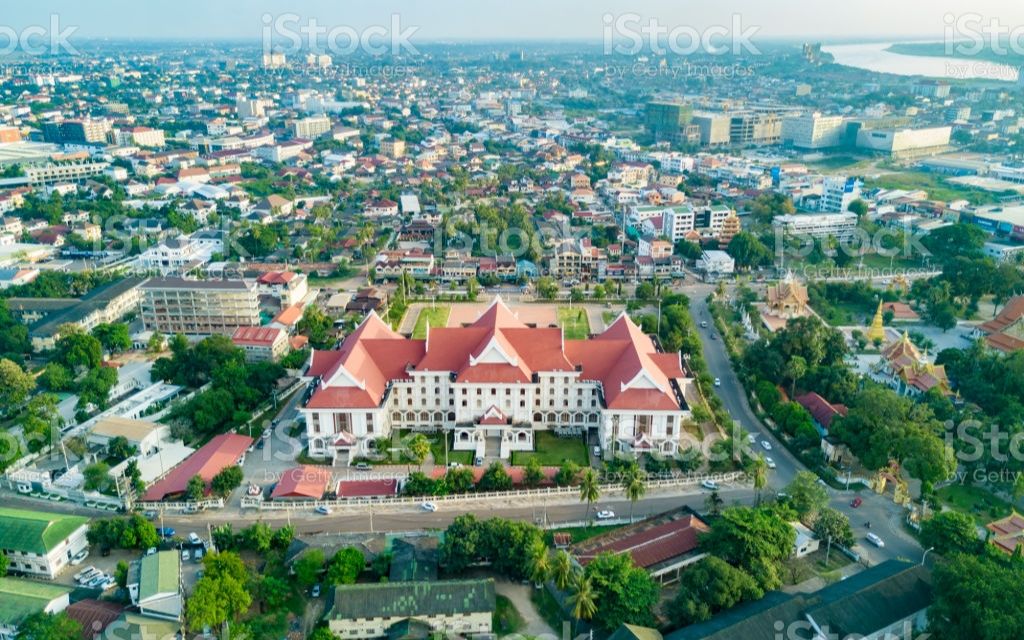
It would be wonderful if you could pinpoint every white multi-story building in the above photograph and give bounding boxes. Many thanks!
[292,115,332,140]
[782,112,846,149]
[773,212,859,239]
[301,298,694,463]
[819,176,863,213]
[0,508,89,579]
[855,126,952,159]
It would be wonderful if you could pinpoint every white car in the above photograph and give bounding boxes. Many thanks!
[70,550,89,566]
[311,583,321,598]
[761,440,773,451]
[764,457,776,470]
[747,433,757,445]
[701,479,719,490]
[420,502,438,512]
[181,549,190,562]
[595,510,615,520]
[714,377,721,387]
[866,532,885,548]
[261,428,272,440]
[314,505,331,515]
[188,532,201,545]
[98,577,116,590]
[74,566,97,583]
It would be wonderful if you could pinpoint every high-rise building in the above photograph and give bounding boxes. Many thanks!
[262,53,286,69]
[140,278,260,336]
[729,111,783,146]
[43,119,110,145]
[645,101,697,145]
[380,138,406,158]
[820,177,863,213]
[293,115,332,140]
[691,112,732,146]
[782,112,846,149]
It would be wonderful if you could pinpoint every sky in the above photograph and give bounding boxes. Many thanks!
[3,1,1024,43]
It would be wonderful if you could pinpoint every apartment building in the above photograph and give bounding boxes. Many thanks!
[293,115,332,139]
[25,161,110,186]
[773,212,859,239]
[380,138,406,158]
[819,177,863,213]
[301,298,693,463]
[782,112,846,149]
[115,126,166,148]
[140,277,260,336]
[0,508,89,579]
[256,270,309,306]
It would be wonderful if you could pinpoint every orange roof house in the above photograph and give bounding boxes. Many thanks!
[270,465,334,500]
[976,296,1024,353]
[986,513,1024,555]
[143,433,253,501]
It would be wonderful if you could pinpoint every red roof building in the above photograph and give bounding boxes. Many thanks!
[300,297,693,463]
[143,433,253,501]
[794,392,848,432]
[336,478,400,498]
[271,465,334,500]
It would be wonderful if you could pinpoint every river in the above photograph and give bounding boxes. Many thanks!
[821,41,1020,83]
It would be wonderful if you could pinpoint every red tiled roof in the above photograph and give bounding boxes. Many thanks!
[65,599,123,640]
[337,478,399,498]
[575,514,710,569]
[258,271,297,285]
[271,465,333,499]
[143,433,253,501]
[274,304,305,327]
[232,325,285,347]
[795,392,848,430]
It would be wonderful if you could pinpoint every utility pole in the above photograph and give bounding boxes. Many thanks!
[921,546,934,566]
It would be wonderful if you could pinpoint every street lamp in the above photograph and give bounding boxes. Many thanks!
[921,546,935,566]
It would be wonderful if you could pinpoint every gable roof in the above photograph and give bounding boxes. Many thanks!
[142,433,252,501]
[327,579,495,621]
[139,551,180,601]
[0,507,89,555]
[0,577,73,627]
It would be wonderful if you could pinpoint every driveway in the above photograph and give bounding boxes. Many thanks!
[493,579,556,637]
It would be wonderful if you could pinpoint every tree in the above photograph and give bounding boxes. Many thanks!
[920,511,980,557]
[115,560,129,588]
[700,506,796,591]
[83,462,112,492]
[727,232,773,270]
[552,550,574,590]
[258,575,292,609]
[523,457,545,488]
[785,355,807,398]
[38,362,73,392]
[54,326,102,372]
[623,467,647,522]
[271,524,295,550]
[187,562,252,632]
[14,612,82,640]
[568,573,598,635]
[579,468,601,523]
[847,199,869,217]
[91,322,131,354]
[76,366,118,411]
[444,466,475,493]
[526,539,551,585]
[0,358,34,407]
[211,465,244,497]
[811,507,854,549]
[297,305,334,349]
[929,553,1024,640]
[326,547,365,585]
[294,549,325,587]
[241,522,272,552]
[107,436,135,461]
[785,471,829,522]
[555,461,580,486]
[705,489,724,516]
[186,474,206,502]
[405,434,431,470]
[667,556,763,626]
[750,456,768,506]
[478,461,513,492]
[583,551,660,631]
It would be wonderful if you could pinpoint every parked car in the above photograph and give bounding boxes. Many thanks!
[420,502,438,512]
[866,532,885,548]
[181,549,191,562]
[74,567,98,583]
[262,428,272,440]
[314,505,331,515]
[473,456,484,467]
[592,446,601,458]
[142,510,158,520]
[354,462,371,471]
[194,548,204,562]
[850,497,863,508]
[98,577,116,591]
[761,440,773,451]
[311,584,321,598]
[86,574,108,588]
[764,457,777,470]
[701,321,708,328]
[157,527,175,539]
[595,510,615,520]
[188,532,201,545]
[714,377,721,387]
[70,550,89,566]
[747,433,757,444]
[146,547,157,556]
[701,479,719,490]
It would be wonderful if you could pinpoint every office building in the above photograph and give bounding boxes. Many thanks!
[855,126,952,159]
[646,101,699,145]
[819,177,862,213]
[140,277,260,336]
[782,112,846,149]
[773,212,859,239]
[691,113,732,146]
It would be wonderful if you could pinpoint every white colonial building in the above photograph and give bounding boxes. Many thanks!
[301,298,694,464]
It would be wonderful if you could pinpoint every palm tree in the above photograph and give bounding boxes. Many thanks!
[750,455,768,506]
[567,573,598,636]
[578,468,601,524]
[623,468,647,523]
[527,539,551,587]
[552,550,574,591]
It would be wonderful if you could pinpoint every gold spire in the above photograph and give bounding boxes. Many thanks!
[867,300,886,344]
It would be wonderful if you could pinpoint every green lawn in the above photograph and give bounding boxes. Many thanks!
[511,431,589,467]
[937,484,1014,525]
[558,307,591,340]
[493,595,526,635]
[866,170,1004,206]
[412,306,451,339]
[398,430,473,466]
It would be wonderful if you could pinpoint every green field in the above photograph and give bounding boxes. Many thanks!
[558,307,591,340]
[412,305,451,339]
[937,483,1014,526]
[866,171,1004,206]
[511,431,589,467]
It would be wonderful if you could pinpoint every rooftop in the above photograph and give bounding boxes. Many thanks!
[0,577,73,627]
[327,578,495,621]
[138,550,180,601]
[0,507,89,555]
[142,433,252,501]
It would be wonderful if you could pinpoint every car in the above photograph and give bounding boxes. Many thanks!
[98,577,116,591]
[86,574,108,588]
[710,333,717,340]
[194,548,204,562]
[100,546,111,557]
[256,439,265,450]
[850,497,863,508]
[146,547,157,556]
[764,457,776,470]
[261,428,272,440]
[181,549,190,561]
[747,433,757,444]
[70,550,89,565]
[474,456,484,467]
[866,532,885,548]
[247,443,255,453]
[593,446,601,458]
[761,440,773,451]
[420,502,438,512]
[142,510,158,520]
[74,567,97,582]
[701,479,719,490]
[447,461,463,468]
[247,484,261,496]
[714,377,721,387]
[311,584,321,598]
[183,505,200,514]
[354,462,371,471]
[595,510,615,520]
[700,321,708,328]
[314,505,331,515]
[188,532,201,545]
[156,525,175,538]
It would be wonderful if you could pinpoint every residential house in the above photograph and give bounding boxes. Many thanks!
[128,550,183,621]
[0,508,89,579]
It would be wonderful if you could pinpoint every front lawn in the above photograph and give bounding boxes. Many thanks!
[558,307,591,340]
[413,306,451,339]
[937,483,1014,525]
[397,430,474,466]
[511,431,589,467]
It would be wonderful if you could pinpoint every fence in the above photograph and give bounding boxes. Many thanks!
[136,498,225,512]
[241,471,745,511]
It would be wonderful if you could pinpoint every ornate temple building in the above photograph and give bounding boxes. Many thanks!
[871,332,951,397]
[761,271,812,331]
[300,297,695,464]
